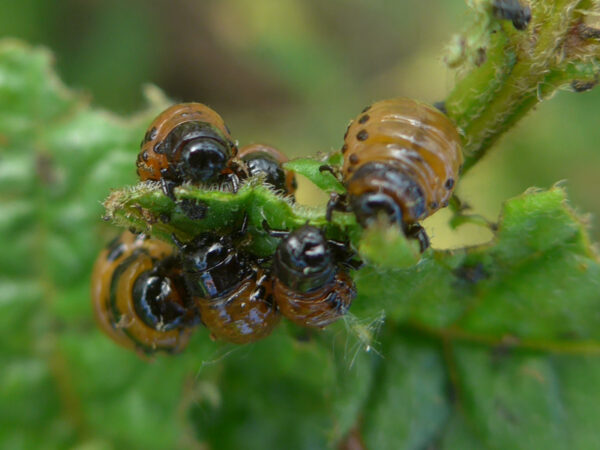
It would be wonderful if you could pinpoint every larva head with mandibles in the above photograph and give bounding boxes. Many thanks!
[136,103,238,190]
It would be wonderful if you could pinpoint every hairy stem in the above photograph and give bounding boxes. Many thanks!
[445,0,600,172]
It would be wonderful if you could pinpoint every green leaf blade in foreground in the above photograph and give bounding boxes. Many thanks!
[103,163,600,448]
[449,345,600,449]
[188,326,372,450]
[361,335,450,450]
[352,187,600,348]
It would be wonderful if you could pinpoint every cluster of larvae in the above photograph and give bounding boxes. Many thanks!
[92,99,462,354]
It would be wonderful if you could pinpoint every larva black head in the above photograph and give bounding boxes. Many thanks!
[346,162,427,228]
[273,226,336,293]
[159,121,234,183]
[350,192,404,228]
[132,269,189,331]
[242,152,288,192]
[178,234,249,299]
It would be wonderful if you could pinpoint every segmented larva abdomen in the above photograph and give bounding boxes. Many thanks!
[90,231,194,355]
[342,98,463,224]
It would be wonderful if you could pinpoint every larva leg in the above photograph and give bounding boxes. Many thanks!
[160,177,177,200]
[229,157,249,180]
[261,219,289,239]
[325,237,363,270]
[318,164,340,179]
[406,223,430,252]
[225,172,240,193]
[325,192,350,222]
[433,101,447,114]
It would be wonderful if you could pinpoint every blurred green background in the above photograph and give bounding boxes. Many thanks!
[3,0,598,245]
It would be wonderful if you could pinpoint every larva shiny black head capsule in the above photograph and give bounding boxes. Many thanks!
[272,225,356,328]
[137,103,238,195]
[238,143,297,195]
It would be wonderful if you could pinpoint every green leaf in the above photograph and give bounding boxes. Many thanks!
[353,187,600,344]
[187,323,379,450]
[284,157,345,193]
[361,334,451,450]
[358,221,421,268]
[448,345,600,449]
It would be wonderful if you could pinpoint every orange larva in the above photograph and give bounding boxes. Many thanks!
[195,267,279,344]
[271,225,356,328]
[175,232,280,344]
[334,98,463,247]
[136,102,238,195]
[90,231,197,355]
[238,143,297,195]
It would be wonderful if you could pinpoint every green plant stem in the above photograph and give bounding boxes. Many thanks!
[445,0,600,172]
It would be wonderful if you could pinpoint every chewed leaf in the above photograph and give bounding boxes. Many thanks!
[284,157,345,193]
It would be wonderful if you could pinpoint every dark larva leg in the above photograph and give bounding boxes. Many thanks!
[326,237,363,270]
[229,158,249,179]
[325,192,350,222]
[406,223,430,252]
[433,101,447,114]
[160,178,177,200]
[226,172,240,193]
[261,219,289,239]
[170,232,187,250]
[319,164,343,182]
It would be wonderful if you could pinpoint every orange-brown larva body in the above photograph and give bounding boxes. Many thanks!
[341,98,463,228]
[136,102,237,186]
[271,225,356,328]
[195,269,280,344]
[91,231,195,355]
[238,144,297,195]
[177,233,280,344]
[273,271,355,328]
